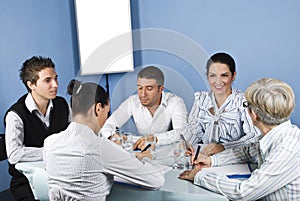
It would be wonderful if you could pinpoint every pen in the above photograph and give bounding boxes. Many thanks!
[141,144,151,153]
[193,145,201,162]
[180,134,191,151]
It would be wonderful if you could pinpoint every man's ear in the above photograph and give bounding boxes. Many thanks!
[27,81,34,91]
[159,85,164,92]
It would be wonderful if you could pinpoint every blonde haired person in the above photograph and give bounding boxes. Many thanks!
[179,78,300,200]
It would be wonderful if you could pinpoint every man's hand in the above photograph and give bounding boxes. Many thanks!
[135,150,153,161]
[132,135,158,151]
[133,136,147,150]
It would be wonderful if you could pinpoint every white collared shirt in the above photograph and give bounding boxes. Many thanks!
[195,120,300,200]
[101,92,188,137]
[5,93,72,164]
[44,122,165,201]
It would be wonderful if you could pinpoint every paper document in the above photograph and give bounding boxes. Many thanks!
[201,163,252,179]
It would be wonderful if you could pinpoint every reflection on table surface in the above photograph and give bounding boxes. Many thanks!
[15,143,228,201]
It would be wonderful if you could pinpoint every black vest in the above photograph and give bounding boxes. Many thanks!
[5,94,70,147]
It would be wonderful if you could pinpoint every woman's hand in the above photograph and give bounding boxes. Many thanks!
[190,153,212,168]
[185,143,194,156]
[108,134,122,145]
[202,143,224,156]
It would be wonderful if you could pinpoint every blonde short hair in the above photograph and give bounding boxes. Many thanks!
[245,78,295,125]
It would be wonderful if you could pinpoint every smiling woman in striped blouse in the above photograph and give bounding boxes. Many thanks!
[147,52,260,156]
[179,78,300,200]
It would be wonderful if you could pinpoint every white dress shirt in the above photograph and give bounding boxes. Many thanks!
[156,89,260,148]
[43,122,165,201]
[5,93,72,164]
[101,92,188,137]
[194,120,300,201]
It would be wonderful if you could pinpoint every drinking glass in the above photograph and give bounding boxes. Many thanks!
[121,133,133,154]
[173,139,187,169]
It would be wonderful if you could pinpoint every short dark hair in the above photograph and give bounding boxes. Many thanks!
[67,79,109,115]
[19,56,55,92]
[206,52,236,76]
[137,66,164,86]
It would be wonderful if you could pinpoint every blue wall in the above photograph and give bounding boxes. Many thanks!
[0,0,79,191]
[110,0,300,132]
[1,0,300,191]
[130,0,300,122]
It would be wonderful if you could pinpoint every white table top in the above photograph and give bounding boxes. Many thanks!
[16,145,229,201]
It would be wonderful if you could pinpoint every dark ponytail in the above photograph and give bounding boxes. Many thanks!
[67,79,109,115]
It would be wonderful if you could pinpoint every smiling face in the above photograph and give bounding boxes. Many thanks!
[137,78,163,109]
[28,67,58,103]
[207,62,236,98]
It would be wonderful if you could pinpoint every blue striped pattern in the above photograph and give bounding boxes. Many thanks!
[194,120,300,200]
[186,89,260,148]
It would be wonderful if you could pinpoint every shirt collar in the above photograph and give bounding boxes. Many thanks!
[160,91,167,107]
[259,120,291,153]
[25,93,53,113]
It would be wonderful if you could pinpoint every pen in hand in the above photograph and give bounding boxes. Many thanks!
[193,145,201,163]
[141,144,151,153]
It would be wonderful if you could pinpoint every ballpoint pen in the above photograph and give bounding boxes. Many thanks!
[141,144,151,153]
[193,144,201,163]
[180,134,191,151]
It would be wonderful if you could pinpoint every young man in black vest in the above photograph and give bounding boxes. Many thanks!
[4,56,71,201]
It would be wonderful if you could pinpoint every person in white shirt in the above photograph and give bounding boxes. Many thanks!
[134,53,259,155]
[179,78,300,201]
[101,66,188,139]
[43,79,165,201]
[4,56,71,201]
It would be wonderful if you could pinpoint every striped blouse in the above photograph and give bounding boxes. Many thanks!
[194,120,300,200]
[157,89,260,148]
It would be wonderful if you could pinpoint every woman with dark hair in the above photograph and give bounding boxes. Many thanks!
[187,52,259,155]
[43,79,164,201]
[179,78,300,200]
[135,52,259,156]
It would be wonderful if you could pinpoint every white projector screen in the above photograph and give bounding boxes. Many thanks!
[75,0,134,75]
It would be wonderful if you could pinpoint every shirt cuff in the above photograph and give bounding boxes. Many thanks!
[155,135,164,146]
[194,170,206,186]
[210,155,218,167]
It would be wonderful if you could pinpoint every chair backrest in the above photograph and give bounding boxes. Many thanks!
[0,134,8,161]
[32,167,49,201]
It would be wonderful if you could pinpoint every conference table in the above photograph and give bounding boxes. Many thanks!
[15,144,228,201]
